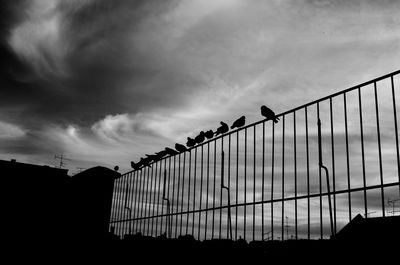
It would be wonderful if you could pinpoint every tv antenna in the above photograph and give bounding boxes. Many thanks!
[284,216,291,240]
[387,198,400,216]
[54,154,71,169]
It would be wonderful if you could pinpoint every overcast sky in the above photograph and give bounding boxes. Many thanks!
[1,0,400,174]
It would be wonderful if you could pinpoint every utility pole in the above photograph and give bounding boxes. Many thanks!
[54,154,71,169]
[387,198,400,216]
[284,216,290,240]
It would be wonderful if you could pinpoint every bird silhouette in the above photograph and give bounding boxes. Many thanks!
[215,121,229,136]
[165,147,179,156]
[114,166,119,172]
[186,137,196,147]
[231,116,246,129]
[175,143,188,153]
[195,131,205,144]
[130,161,142,171]
[261,105,279,123]
[156,150,168,158]
[204,130,214,139]
[140,157,153,168]
[146,154,159,163]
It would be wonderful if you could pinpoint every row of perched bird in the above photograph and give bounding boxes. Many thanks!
[130,105,279,170]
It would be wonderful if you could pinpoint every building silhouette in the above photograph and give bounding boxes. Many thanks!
[1,159,119,247]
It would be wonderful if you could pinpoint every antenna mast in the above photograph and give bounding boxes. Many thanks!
[54,154,71,169]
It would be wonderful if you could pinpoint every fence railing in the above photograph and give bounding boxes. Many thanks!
[109,70,400,241]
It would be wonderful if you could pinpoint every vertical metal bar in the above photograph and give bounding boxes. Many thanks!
[262,122,265,239]
[192,148,197,237]
[111,177,120,234]
[317,103,323,239]
[144,169,150,236]
[374,82,385,217]
[219,138,224,239]
[281,115,285,241]
[118,175,125,236]
[293,111,298,239]
[305,107,310,240]
[344,93,352,221]
[151,162,158,236]
[132,170,139,231]
[127,172,134,235]
[358,87,368,219]
[110,177,118,223]
[144,165,151,235]
[228,134,231,239]
[205,143,210,240]
[391,75,400,196]
[186,151,192,235]
[171,156,176,237]
[318,118,334,238]
[162,168,168,236]
[121,174,127,236]
[175,154,181,237]
[139,167,147,233]
[111,177,120,224]
[253,126,256,242]
[235,132,239,240]
[244,128,247,241]
[132,171,139,233]
[155,160,163,235]
[212,140,217,239]
[167,157,172,237]
[271,122,275,240]
[180,152,186,236]
[136,169,142,234]
[133,171,141,234]
[116,176,123,236]
[329,98,337,234]
[128,173,134,235]
[160,161,166,234]
[198,145,204,240]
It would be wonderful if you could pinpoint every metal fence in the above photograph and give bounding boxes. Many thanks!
[109,70,400,241]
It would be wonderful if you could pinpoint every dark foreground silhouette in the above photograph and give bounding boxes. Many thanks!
[101,214,400,262]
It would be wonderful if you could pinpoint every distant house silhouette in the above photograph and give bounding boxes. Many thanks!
[333,214,400,242]
[71,166,120,241]
[1,159,119,247]
[1,159,70,244]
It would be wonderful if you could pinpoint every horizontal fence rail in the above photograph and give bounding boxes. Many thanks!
[109,70,400,241]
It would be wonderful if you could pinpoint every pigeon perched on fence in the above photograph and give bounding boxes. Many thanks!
[195,131,205,144]
[261,105,279,123]
[175,143,188,153]
[130,161,142,171]
[146,154,159,162]
[215,121,229,136]
[165,147,179,156]
[139,157,151,168]
[186,137,196,147]
[231,116,246,129]
[204,130,214,139]
[156,150,168,158]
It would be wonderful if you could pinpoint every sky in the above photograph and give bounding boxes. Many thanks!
[1,0,400,175]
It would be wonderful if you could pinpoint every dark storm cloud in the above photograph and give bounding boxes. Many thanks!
[0,0,399,172]
[1,0,190,128]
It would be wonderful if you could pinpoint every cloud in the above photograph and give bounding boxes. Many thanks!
[1,0,399,174]
[0,120,26,138]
